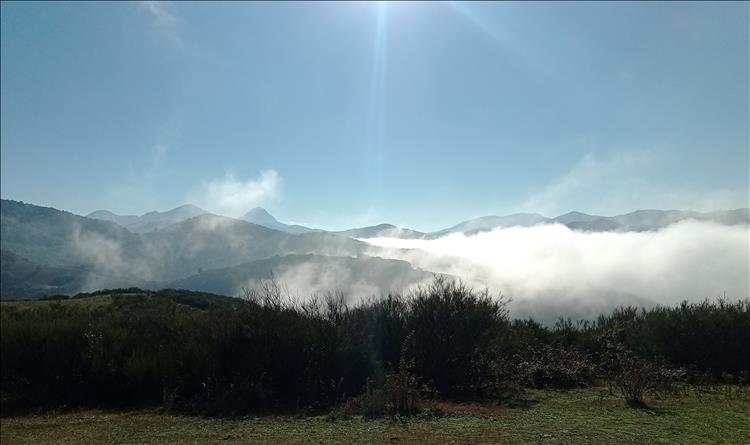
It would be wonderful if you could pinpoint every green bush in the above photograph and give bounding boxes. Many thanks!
[2,281,748,415]
[407,277,509,398]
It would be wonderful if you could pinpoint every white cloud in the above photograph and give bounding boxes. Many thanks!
[362,221,750,319]
[189,170,282,217]
[141,1,182,46]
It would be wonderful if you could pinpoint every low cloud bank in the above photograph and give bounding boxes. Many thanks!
[362,221,749,320]
[188,170,281,218]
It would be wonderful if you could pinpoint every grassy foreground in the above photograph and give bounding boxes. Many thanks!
[2,387,748,445]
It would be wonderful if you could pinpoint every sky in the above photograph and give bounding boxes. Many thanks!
[1,1,748,231]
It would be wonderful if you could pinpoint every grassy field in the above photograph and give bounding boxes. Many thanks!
[2,387,748,445]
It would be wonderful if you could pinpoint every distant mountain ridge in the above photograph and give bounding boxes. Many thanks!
[241,207,318,235]
[3,199,748,300]
[1,200,376,298]
[334,224,425,239]
[427,213,549,239]
[426,208,750,237]
[87,204,208,233]
[85,204,750,239]
[240,207,750,239]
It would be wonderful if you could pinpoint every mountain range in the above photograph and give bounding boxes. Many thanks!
[87,204,207,233]
[2,199,429,300]
[240,207,319,235]
[88,204,750,238]
[2,199,748,304]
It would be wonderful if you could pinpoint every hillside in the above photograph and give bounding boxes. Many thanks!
[0,200,420,298]
[87,204,208,233]
[334,223,426,239]
[241,207,318,235]
[168,253,438,298]
[0,250,157,299]
[427,208,750,236]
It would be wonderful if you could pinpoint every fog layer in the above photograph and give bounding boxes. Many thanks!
[362,221,749,319]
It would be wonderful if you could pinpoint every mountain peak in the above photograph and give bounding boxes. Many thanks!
[242,207,280,226]
[86,204,207,233]
[553,211,601,224]
[172,204,204,213]
[238,208,318,234]
[87,209,118,218]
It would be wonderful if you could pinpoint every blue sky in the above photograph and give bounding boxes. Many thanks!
[1,1,748,231]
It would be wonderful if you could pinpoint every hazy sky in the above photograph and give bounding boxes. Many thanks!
[1,1,748,231]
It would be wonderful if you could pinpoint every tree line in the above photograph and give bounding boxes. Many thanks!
[1,277,748,415]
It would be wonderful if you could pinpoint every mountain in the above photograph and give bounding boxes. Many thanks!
[424,209,750,237]
[428,213,550,238]
[0,249,157,299]
[241,207,317,235]
[3,199,748,300]
[169,253,439,298]
[610,208,750,230]
[556,208,750,232]
[0,200,375,297]
[552,211,603,225]
[564,217,622,232]
[241,208,424,239]
[2,199,143,270]
[87,204,208,233]
[139,214,371,281]
[334,224,425,239]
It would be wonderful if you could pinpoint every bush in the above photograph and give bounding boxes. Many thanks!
[384,333,422,416]
[2,279,748,415]
[407,277,508,398]
[517,344,596,389]
[360,381,386,418]
[614,355,659,406]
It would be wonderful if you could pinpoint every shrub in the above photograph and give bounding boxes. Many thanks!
[359,380,387,419]
[517,344,596,389]
[384,363,421,416]
[408,277,508,398]
[614,354,658,406]
[2,280,748,415]
[384,333,422,416]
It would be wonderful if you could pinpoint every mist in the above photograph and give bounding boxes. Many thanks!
[361,220,750,321]
[238,263,383,303]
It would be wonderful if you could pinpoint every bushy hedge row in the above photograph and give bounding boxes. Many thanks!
[1,277,748,414]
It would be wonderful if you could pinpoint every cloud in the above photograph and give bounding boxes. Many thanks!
[518,151,749,217]
[361,221,750,321]
[240,262,381,304]
[141,1,182,46]
[189,170,282,217]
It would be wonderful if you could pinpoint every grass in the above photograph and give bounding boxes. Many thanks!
[2,387,748,445]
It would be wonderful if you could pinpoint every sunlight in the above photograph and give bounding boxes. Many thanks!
[446,1,543,72]
[364,0,388,197]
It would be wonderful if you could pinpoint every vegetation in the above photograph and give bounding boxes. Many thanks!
[1,277,749,417]
[2,388,749,445]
